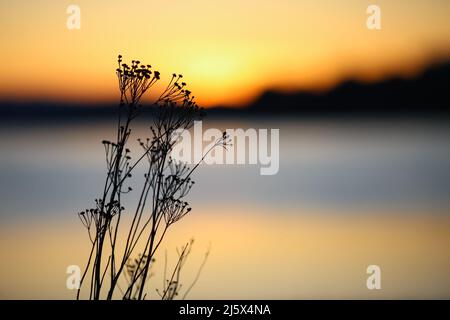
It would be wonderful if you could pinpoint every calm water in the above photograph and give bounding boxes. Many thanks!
[1,118,450,298]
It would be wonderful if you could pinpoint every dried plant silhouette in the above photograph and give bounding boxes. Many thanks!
[76,55,229,300]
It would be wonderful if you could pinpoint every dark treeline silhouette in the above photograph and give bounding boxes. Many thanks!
[1,60,449,122]
[241,60,450,117]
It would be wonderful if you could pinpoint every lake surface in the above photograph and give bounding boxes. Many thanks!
[1,117,450,299]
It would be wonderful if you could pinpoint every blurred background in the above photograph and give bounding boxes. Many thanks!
[1,0,450,299]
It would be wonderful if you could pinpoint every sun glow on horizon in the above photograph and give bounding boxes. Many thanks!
[0,0,450,107]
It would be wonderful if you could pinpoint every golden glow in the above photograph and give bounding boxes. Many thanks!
[2,206,450,299]
[1,0,450,106]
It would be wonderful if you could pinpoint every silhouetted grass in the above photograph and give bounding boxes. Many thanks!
[76,55,229,300]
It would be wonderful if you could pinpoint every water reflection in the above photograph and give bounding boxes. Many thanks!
[1,119,450,298]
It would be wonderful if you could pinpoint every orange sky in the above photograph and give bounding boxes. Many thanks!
[1,0,450,107]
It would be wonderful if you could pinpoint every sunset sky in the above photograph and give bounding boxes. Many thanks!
[1,0,450,107]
